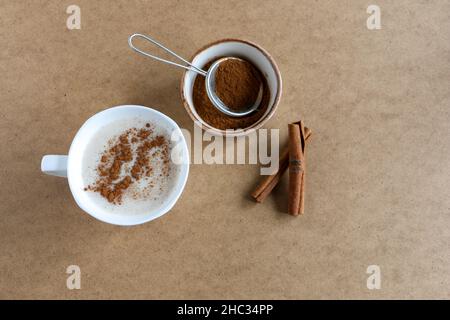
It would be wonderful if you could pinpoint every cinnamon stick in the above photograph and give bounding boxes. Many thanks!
[297,121,307,215]
[288,123,304,215]
[251,126,311,203]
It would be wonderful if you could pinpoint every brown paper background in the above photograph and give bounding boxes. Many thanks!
[1,0,449,299]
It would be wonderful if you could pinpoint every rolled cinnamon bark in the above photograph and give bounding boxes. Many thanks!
[288,123,304,215]
[251,147,289,203]
[297,121,307,215]
[251,127,311,203]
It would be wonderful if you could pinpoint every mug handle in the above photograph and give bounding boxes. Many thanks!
[41,155,68,178]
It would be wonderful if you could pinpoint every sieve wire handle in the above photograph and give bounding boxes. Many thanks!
[128,33,207,76]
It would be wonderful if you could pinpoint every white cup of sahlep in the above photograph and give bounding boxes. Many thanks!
[41,105,189,226]
[180,39,282,137]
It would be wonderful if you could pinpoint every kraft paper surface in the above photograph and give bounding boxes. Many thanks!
[1,0,449,299]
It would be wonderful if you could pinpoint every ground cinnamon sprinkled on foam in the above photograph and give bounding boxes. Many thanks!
[85,123,170,204]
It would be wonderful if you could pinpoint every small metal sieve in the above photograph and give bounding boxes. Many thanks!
[128,33,263,117]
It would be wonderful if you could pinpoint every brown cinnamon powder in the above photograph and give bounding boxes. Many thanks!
[215,59,262,112]
[192,58,270,130]
[85,124,170,204]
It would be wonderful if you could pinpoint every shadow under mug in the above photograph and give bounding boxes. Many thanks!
[41,105,190,226]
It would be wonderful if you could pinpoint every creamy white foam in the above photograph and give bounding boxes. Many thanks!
[81,117,180,216]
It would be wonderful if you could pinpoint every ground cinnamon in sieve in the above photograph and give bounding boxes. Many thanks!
[192,58,270,130]
[85,124,170,204]
[215,59,262,112]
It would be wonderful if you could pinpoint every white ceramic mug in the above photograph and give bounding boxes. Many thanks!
[41,105,190,226]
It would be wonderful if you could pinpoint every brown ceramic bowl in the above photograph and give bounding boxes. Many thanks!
[180,39,282,136]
